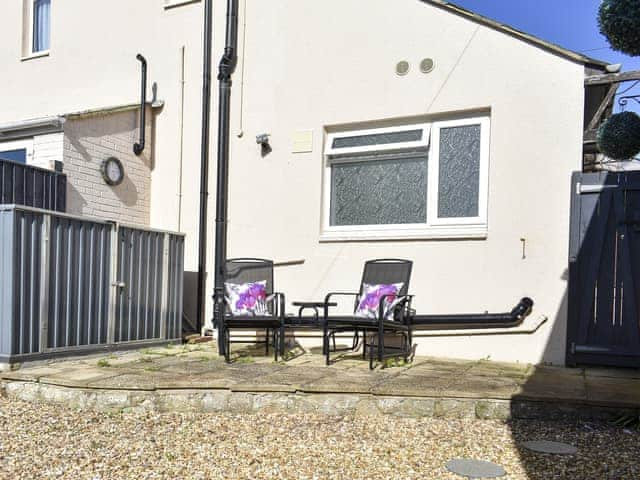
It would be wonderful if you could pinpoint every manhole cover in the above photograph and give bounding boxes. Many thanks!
[521,440,577,455]
[446,458,506,478]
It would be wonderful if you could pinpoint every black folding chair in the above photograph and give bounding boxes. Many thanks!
[322,259,414,369]
[219,258,285,363]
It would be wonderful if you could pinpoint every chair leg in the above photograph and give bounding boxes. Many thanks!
[280,325,285,358]
[273,329,278,361]
[324,326,330,366]
[362,331,367,359]
[265,328,270,355]
[377,324,384,366]
[224,327,231,363]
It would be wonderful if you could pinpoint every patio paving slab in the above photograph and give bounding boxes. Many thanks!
[2,342,640,418]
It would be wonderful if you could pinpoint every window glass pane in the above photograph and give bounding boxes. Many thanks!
[0,149,27,164]
[330,152,428,226]
[32,0,51,53]
[332,129,422,149]
[438,124,481,218]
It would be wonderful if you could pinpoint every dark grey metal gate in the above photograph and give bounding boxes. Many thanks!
[0,205,184,364]
[567,171,640,367]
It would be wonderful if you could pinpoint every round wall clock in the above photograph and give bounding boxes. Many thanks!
[101,157,125,186]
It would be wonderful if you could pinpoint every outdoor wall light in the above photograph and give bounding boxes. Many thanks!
[256,133,272,156]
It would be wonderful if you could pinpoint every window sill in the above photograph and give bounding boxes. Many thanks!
[164,0,201,9]
[319,226,488,242]
[21,51,49,62]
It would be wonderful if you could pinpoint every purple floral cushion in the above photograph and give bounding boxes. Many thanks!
[224,281,270,316]
[355,283,404,320]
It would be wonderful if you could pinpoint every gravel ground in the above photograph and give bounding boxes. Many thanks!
[0,397,638,479]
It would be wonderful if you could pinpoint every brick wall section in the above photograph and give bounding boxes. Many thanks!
[63,108,152,226]
[32,132,64,170]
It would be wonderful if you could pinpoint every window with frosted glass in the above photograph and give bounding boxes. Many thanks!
[330,152,428,226]
[437,124,481,218]
[332,130,423,149]
[32,0,51,53]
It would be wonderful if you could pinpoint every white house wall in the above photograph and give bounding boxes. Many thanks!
[216,0,586,365]
[0,0,207,272]
[0,0,589,364]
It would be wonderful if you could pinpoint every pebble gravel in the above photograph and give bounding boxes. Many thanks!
[0,396,638,479]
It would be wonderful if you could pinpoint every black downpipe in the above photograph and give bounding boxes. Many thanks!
[196,0,214,334]
[212,0,239,352]
[133,54,147,156]
[411,297,534,330]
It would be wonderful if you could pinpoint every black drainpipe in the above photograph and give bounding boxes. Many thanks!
[196,0,214,334]
[133,54,147,156]
[212,0,239,353]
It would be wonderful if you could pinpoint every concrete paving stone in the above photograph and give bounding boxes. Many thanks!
[445,375,520,400]
[39,368,123,387]
[86,373,166,391]
[585,376,640,408]
[520,440,578,455]
[302,370,384,394]
[585,367,640,380]
[446,458,506,478]
[530,365,585,377]
[2,366,68,382]
[469,361,532,380]
[513,374,587,402]
[371,371,452,397]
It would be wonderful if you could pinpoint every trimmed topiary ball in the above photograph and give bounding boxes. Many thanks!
[598,0,640,56]
[597,112,640,160]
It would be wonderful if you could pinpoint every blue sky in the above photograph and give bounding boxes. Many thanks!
[451,0,640,113]
[452,0,640,71]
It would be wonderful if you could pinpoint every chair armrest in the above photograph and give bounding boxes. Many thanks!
[377,294,414,324]
[268,292,286,320]
[323,292,360,318]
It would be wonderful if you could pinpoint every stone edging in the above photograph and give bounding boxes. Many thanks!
[2,380,638,421]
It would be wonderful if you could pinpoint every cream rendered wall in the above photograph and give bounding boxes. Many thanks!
[217,0,586,365]
[0,0,208,279]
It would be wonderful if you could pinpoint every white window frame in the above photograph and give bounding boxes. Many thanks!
[321,116,490,241]
[24,0,50,58]
[0,138,35,165]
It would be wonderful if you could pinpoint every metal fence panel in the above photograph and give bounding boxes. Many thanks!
[0,209,43,355]
[0,160,66,212]
[48,216,112,349]
[115,227,165,343]
[0,205,184,363]
[167,234,185,340]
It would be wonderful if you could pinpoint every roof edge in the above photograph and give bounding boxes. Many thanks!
[421,0,608,70]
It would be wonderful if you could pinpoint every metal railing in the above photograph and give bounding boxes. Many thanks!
[0,205,184,363]
[0,160,66,212]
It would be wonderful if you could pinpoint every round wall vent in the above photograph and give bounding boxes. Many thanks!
[395,60,410,76]
[420,58,435,74]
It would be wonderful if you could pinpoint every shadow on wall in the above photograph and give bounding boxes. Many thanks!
[63,108,152,224]
[509,170,640,479]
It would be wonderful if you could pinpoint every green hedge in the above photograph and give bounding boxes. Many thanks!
[597,112,640,160]
[598,0,640,56]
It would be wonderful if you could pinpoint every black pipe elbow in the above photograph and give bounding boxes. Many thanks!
[511,297,534,320]
[133,54,148,156]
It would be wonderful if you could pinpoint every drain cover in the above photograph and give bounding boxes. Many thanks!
[521,440,577,455]
[446,459,506,478]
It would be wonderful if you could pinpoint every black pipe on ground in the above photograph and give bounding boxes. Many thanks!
[133,54,147,156]
[411,297,534,330]
[212,0,239,353]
